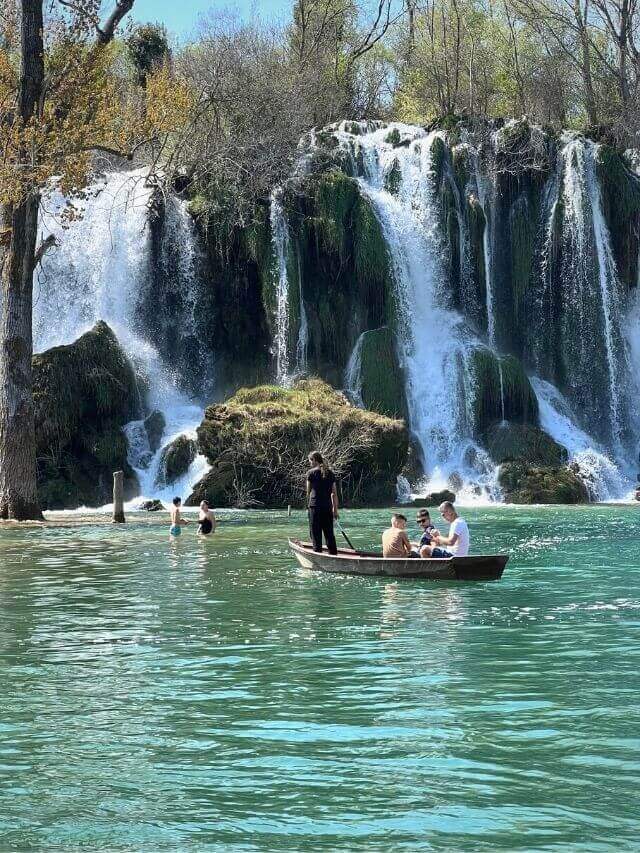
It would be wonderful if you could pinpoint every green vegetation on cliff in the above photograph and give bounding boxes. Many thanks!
[597,146,640,291]
[189,379,408,508]
[483,423,567,466]
[470,349,539,434]
[499,462,589,504]
[358,327,407,419]
[278,171,395,382]
[33,322,140,509]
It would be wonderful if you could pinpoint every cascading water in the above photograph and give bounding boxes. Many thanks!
[556,139,629,452]
[270,191,309,384]
[295,252,309,374]
[270,192,291,384]
[343,331,365,407]
[35,169,209,505]
[334,124,496,498]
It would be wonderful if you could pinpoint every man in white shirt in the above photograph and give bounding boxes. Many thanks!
[420,501,470,558]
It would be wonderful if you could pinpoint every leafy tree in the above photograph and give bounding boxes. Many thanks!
[0,0,192,519]
[126,22,171,86]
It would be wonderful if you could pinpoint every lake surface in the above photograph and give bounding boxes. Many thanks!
[1,506,639,850]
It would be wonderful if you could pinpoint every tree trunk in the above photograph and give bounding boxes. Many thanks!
[575,0,598,126]
[0,197,43,520]
[0,0,45,521]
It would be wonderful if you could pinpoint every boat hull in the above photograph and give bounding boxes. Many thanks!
[289,540,507,580]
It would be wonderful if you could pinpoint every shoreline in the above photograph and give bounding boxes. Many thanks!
[0,501,637,529]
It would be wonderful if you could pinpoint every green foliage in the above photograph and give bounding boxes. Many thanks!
[384,157,402,195]
[483,423,567,466]
[470,348,539,434]
[358,327,407,419]
[353,194,389,290]
[32,322,140,509]
[192,379,408,507]
[315,169,360,258]
[499,462,589,504]
[126,22,170,86]
[597,146,640,290]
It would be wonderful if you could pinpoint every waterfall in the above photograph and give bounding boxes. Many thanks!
[270,192,291,384]
[35,169,209,504]
[270,192,309,383]
[474,166,496,347]
[295,252,309,373]
[531,377,628,500]
[343,332,365,407]
[334,123,494,497]
[555,139,629,451]
[498,360,507,425]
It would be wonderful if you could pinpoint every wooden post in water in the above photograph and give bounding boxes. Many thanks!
[112,471,125,523]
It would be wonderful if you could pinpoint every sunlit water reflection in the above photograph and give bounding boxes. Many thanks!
[1,506,639,849]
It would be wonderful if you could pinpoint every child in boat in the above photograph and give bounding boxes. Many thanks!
[412,509,435,555]
[421,501,469,558]
[382,514,413,558]
[170,496,190,538]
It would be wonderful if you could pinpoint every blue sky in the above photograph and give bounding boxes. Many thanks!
[131,0,294,37]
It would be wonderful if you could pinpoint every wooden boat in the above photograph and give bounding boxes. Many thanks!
[289,539,508,581]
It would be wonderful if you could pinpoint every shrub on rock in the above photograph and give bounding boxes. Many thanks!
[187,379,408,508]
[499,462,589,504]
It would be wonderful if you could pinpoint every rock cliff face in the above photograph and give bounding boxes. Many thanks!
[187,380,408,508]
[31,118,640,507]
[33,322,140,509]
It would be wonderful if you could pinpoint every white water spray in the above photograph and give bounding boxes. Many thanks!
[343,331,366,407]
[270,192,291,384]
[35,170,209,504]
[334,123,496,497]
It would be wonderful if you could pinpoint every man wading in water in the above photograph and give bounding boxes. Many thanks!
[306,451,339,554]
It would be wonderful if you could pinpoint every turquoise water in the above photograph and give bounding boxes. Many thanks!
[1,506,639,850]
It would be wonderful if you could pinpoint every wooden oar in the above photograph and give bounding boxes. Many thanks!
[336,519,356,552]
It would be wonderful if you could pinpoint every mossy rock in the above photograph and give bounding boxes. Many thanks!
[277,170,395,379]
[385,128,402,147]
[412,490,456,507]
[499,462,589,504]
[358,327,407,419]
[429,135,448,190]
[383,157,402,195]
[139,499,164,512]
[597,145,640,291]
[189,379,408,508]
[157,435,197,486]
[144,410,166,453]
[483,423,567,466]
[451,144,471,193]
[470,348,538,435]
[33,322,140,509]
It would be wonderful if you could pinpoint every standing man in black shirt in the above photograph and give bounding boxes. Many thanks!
[306,450,339,554]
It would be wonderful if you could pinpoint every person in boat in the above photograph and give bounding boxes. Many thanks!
[169,496,190,538]
[382,513,414,558]
[306,451,339,555]
[421,501,469,558]
[198,501,216,536]
[412,509,435,556]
